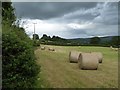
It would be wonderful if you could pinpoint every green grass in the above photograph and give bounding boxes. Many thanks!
[35,45,118,88]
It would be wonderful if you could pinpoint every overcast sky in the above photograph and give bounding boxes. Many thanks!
[12,2,118,39]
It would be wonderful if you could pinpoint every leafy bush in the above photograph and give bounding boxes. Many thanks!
[33,40,40,47]
[2,25,40,88]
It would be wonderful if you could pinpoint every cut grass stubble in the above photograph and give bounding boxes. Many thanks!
[35,45,118,88]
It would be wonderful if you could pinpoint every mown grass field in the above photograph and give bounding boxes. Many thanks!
[35,45,118,88]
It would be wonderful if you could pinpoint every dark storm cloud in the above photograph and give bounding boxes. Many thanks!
[93,2,118,25]
[62,12,100,23]
[11,2,118,38]
[12,2,98,19]
[45,2,118,26]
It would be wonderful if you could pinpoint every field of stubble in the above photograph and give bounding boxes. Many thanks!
[35,45,118,88]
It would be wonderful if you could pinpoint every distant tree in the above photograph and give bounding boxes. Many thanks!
[52,36,65,41]
[52,36,56,41]
[33,34,39,40]
[41,34,47,40]
[2,2,16,24]
[41,34,51,40]
[90,37,101,45]
[48,36,51,40]
[33,34,40,46]
[52,36,55,38]
[111,36,120,47]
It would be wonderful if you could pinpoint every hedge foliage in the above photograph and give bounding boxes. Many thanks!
[2,24,40,88]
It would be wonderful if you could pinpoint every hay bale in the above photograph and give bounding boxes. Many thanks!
[110,46,113,49]
[110,46,118,51]
[48,48,55,51]
[78,53,99,70]
[110,46,114,50]
[92,52,103,63]
[41,47,45,50]
[114,48,118,51]
[69,51,81,63]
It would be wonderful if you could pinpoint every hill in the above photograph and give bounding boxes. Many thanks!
[68,36,115,44]
[40,34,119,47]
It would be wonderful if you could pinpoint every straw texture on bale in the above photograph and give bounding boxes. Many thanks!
[78,53,99,70]
[110,46,114,50]
[110,46,113,49]
[41,47,45,50]
[69,51,81,63]
[48,48,55,51]
[110,46,118,51]
[114,48,118,51]
[92,52,103,63]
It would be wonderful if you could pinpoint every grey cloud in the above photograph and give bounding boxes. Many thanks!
[47,7,100,24]
[85,24,118,36]
[66,28,87,35]
[93,2,118,25]
[12,2,98,19]
[57,2,118,25]
[12,2,118,38]
[58,29,88,39]
[13,2,118,25]
[63,12,100,23]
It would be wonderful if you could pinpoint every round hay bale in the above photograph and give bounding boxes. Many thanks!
[41,47,45,50]
[110,46,114,50]
[92,52,103,63]
[48,48,55,51]
[69,51,81,63]
[110,46,113,49]
[78,53,99,70]
[114,48,118,51]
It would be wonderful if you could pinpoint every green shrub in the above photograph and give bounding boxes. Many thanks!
[33,40,40,47]
[2,26,40,88]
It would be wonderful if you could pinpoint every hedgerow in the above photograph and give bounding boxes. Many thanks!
[2,25,40,88]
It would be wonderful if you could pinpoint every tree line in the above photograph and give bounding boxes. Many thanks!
[35,34,119,47]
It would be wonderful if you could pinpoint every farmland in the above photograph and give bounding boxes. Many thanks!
[35,45,118,88]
